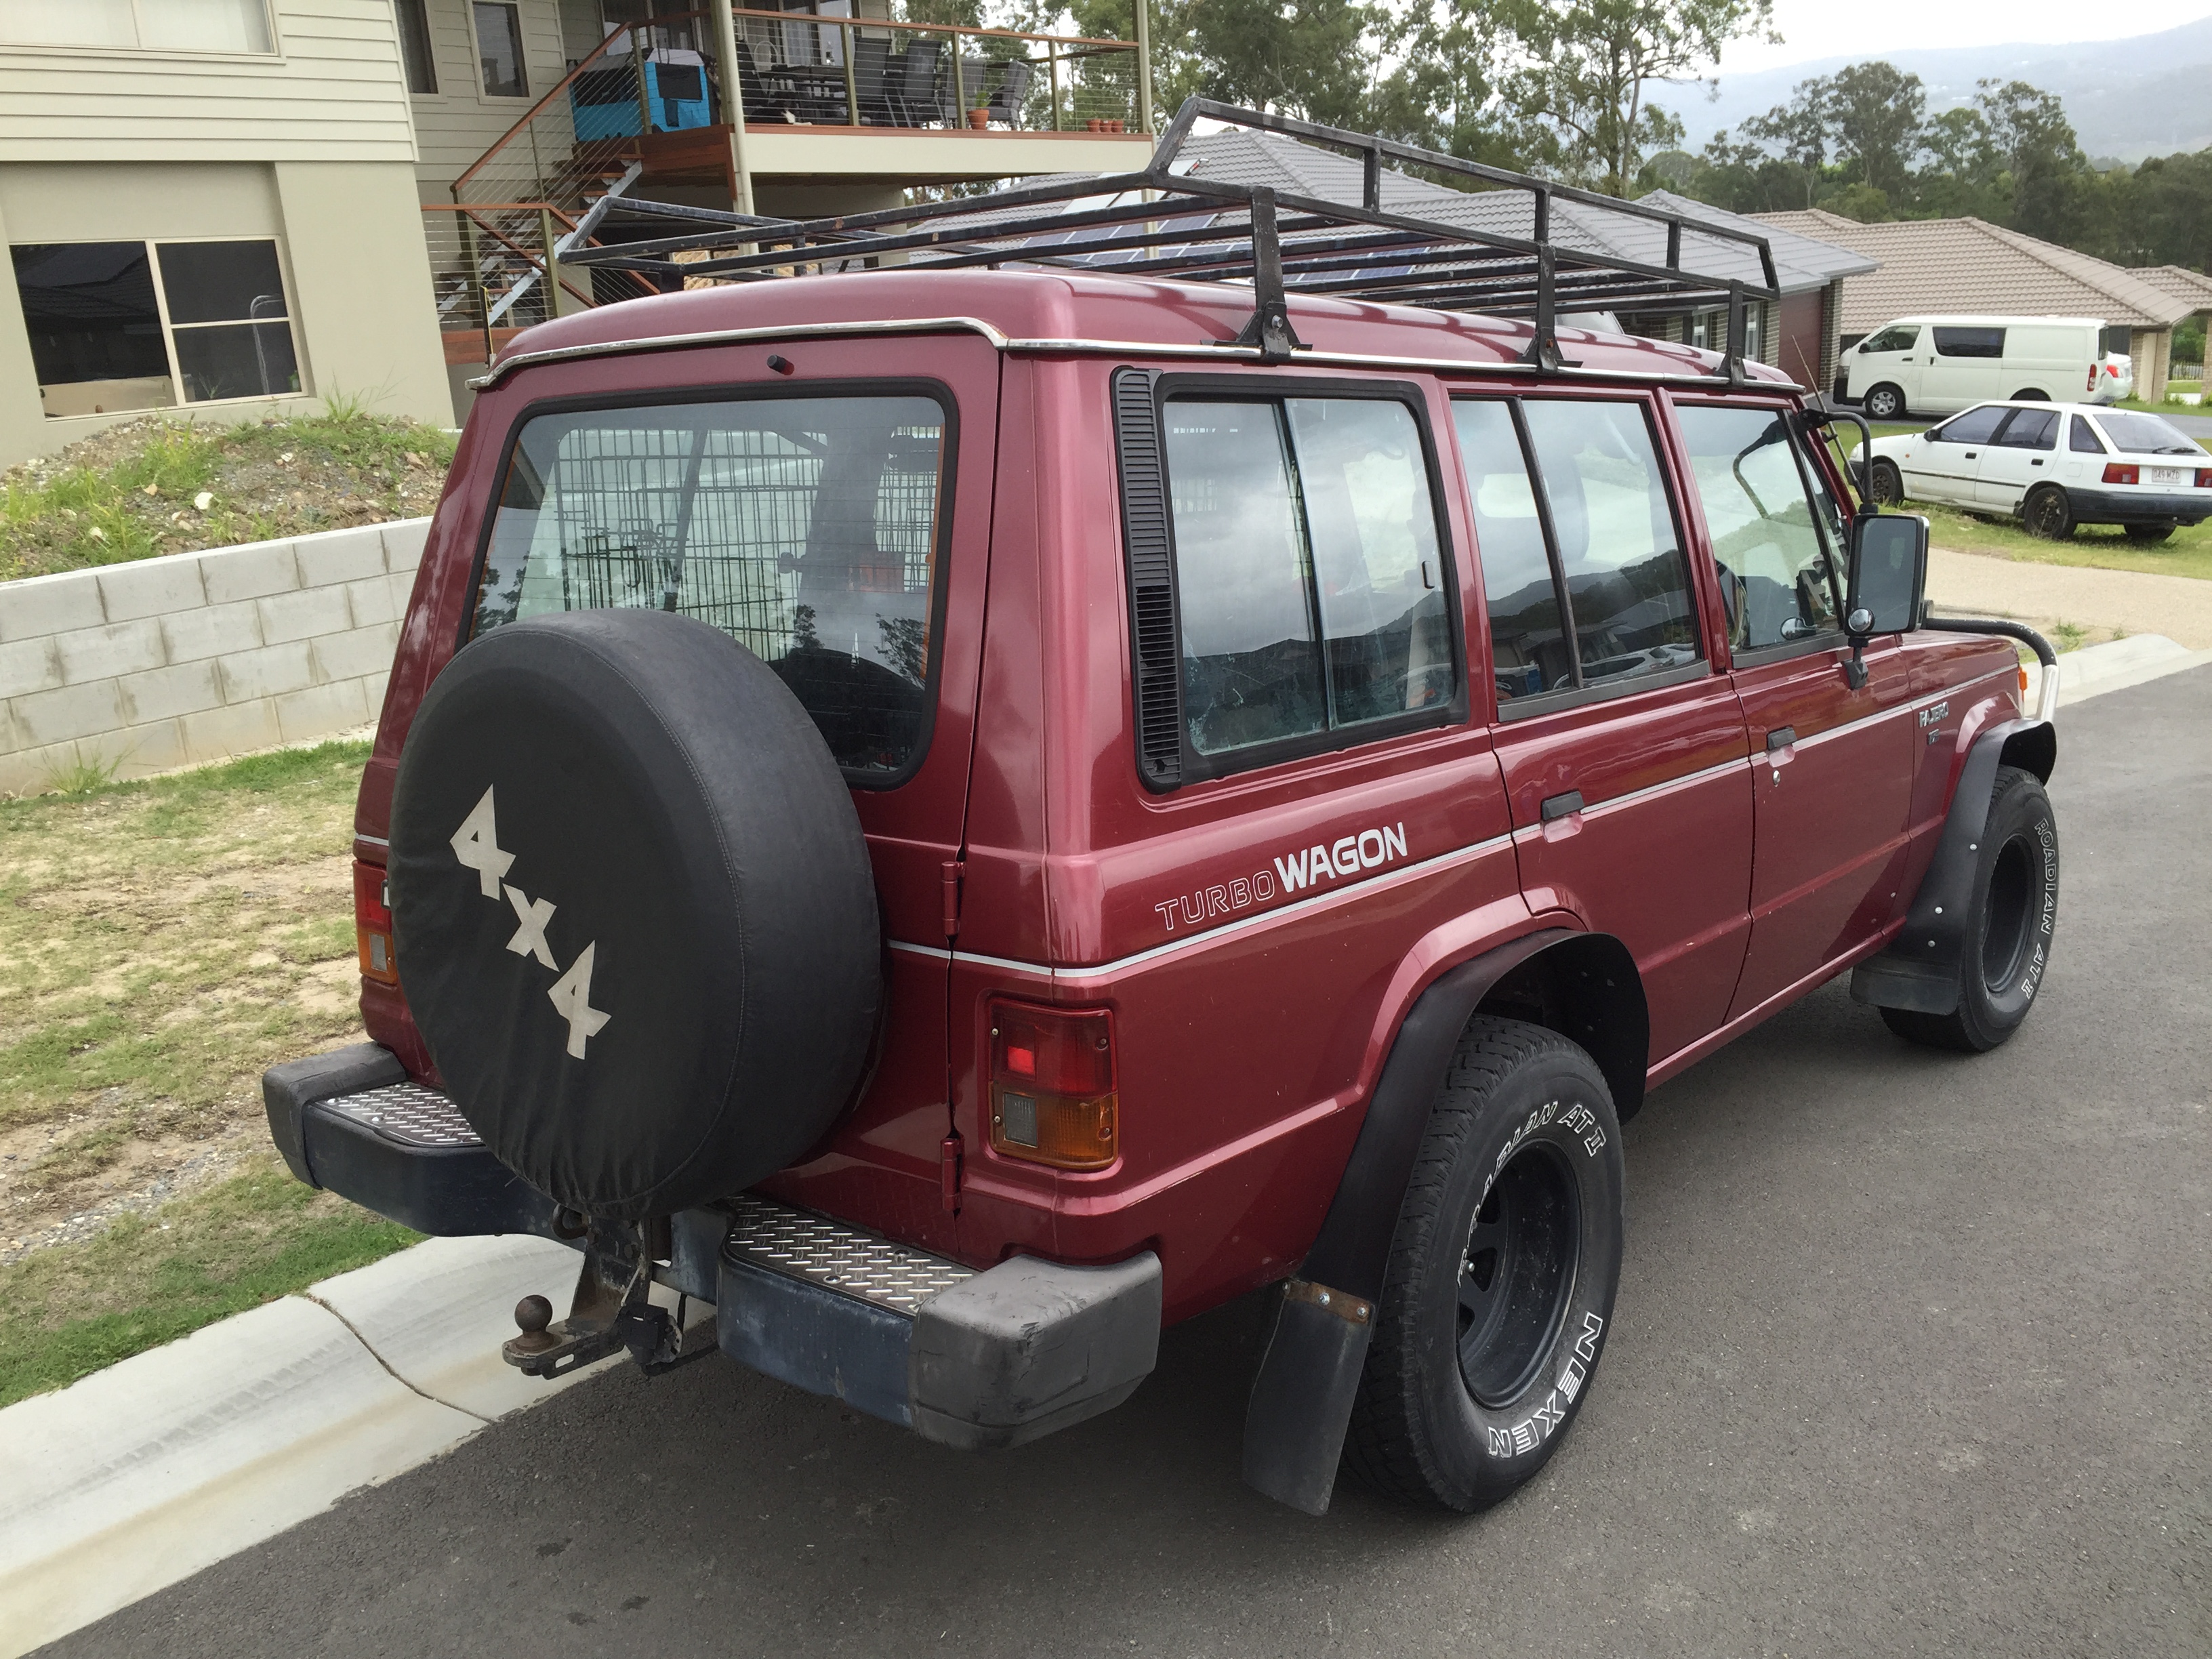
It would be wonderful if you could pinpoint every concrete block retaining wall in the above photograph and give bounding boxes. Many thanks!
[0,520,428,796]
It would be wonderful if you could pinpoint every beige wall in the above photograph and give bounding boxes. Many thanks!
[0,159,449,463]
[409,0,577,198]
[0,1,415,163]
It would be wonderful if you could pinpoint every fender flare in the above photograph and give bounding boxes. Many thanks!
[1240,926,1634,1515]
[1851,716,2054,1015]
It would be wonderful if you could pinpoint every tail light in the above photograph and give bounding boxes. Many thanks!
[987,999,1118,1170]
[2087,365,2097,391]
[2104,464,2139,485]
[2196,470,2212,489]
[355,859,397,985]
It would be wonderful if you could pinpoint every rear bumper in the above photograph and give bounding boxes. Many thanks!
[2063,487,2209,523]
[262,1044,1161,1448]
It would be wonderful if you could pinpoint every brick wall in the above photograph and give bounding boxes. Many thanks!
[0,520,427,796]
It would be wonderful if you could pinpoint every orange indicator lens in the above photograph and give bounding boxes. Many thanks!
[354,859,397,986]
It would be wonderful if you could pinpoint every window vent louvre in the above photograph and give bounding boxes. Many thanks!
[1113,367,1182,790]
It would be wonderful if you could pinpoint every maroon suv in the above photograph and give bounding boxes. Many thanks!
[264,105,2061,1516]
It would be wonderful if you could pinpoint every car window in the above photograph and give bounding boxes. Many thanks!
[1931,406,2007,445]
[1994,408,2058,450]
[2089,409,2205,456]
[1456,398,1701,706]
[2068,415,2106,454]
[1861,325,1919,353]
[1162,395,1454,763]
[474,394,948,779]
[1673,405,1842,652]
[1932,327,2005,359]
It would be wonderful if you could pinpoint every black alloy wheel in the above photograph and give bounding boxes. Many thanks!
[2124,521,2177,544]
[1863,383,1906,420]
[1457,1143,1580,1408]
[1868,457,1904,506]
[2024,485,2075,540]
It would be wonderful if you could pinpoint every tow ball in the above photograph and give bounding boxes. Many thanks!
[502,1216,716,1380]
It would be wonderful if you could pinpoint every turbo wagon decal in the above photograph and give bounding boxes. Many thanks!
[1152,821,1408,935]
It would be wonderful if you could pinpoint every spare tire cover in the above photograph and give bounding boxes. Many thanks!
[387,609,882,1219]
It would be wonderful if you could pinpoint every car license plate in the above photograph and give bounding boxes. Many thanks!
[2148,466,2188,487]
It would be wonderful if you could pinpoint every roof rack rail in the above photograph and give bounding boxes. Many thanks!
[554,98,1783,383]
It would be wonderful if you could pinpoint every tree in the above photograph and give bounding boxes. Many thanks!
[1370,0,1553,171]
[1498,0,1776,197]
[1820,60,1925,197]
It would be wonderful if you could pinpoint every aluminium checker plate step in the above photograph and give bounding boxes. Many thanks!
[317,1080,483,1149]
[721,1193,974,1315]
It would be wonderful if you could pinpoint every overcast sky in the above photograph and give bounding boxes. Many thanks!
[1705,0,2212,73]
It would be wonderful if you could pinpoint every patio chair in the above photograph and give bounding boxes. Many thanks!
[944,52,988,123]
[984,58,1033,129]
[852,35,898,125]
[891,37,941,125]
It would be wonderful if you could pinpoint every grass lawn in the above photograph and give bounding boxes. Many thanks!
[0,403,455,583]
[1823,426,2212,583]
[0,740,418,1404]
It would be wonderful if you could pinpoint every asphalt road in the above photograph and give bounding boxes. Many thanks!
[45,670,2212,1659]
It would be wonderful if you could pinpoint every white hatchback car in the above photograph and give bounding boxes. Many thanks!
[1864,400,2210,541]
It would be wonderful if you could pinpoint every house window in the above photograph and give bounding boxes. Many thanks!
[0,0,273,52]
[396,0,437,93]
[474,1,529,96]
[9,238,302,419]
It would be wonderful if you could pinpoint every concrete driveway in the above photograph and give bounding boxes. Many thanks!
[39,669,2212,1659]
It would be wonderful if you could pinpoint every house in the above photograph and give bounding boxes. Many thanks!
[0,1,453,465]
[1153,132,1875,388]
[1748,209,2208,396]
[0,1,1160,462]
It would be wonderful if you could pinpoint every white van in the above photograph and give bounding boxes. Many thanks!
[1845,315,2106,419]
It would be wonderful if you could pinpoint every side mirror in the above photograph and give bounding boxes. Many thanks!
[1841,511,1927,687]
[1847,511,1929,635]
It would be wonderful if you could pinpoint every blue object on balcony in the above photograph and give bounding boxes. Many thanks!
[571,47,714,139]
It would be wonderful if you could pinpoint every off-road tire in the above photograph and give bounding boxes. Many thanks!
[1863,383,1906,419]
[2124,521,2177,544]
[1867,457,1904,506]
[2010,388,2051,403]
[1882,765,2059,1054]
[1343,1018,1625,1512]
[2024,485,2074,540]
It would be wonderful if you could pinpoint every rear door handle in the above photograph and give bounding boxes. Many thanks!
[1540,790,1584,822]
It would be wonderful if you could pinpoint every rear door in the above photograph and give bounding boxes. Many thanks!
[467,332,1000,1253]
[1666,394,1916,1019]
[1973,405,2060,511]
[1456,393,1753,1067]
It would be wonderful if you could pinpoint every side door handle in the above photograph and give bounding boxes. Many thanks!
[1963,451,1978,459]
[2031,458,2043,466]
[1765,726,1797,752]
[1540,790,1584,822]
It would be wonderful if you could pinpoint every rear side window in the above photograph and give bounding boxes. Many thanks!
[1933,406,2007,445]
[473,392,950,781]
[1996,408,2059,449]
[1933,327,2005,359]
[1673,405,1842,653]
[1456,398,1700,708]
[1158,392,1456,769]
[2068,416,2106,453]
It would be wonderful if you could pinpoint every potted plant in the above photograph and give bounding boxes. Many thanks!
[967,106,990,128]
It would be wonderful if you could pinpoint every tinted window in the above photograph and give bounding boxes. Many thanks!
[1933,406,2007,445]
[1933,327,2005,359]
[476,395,949,778]
[474,1,528,96]
[1456,400,1568,701]
[8,242,170,390]
[1861,325,1919,353]
[2091,410,2204,455]
[1164,396,1455,761]
[1674,405,1841,652]
[1995,408,2058,450]
[2068,415,2106,454]
[1456,398,1700,706]
[1520,401,1698,687]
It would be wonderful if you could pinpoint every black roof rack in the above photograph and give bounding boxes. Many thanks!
[557,98,1784,382]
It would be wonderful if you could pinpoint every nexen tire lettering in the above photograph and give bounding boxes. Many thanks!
[1151,822,1408,934]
